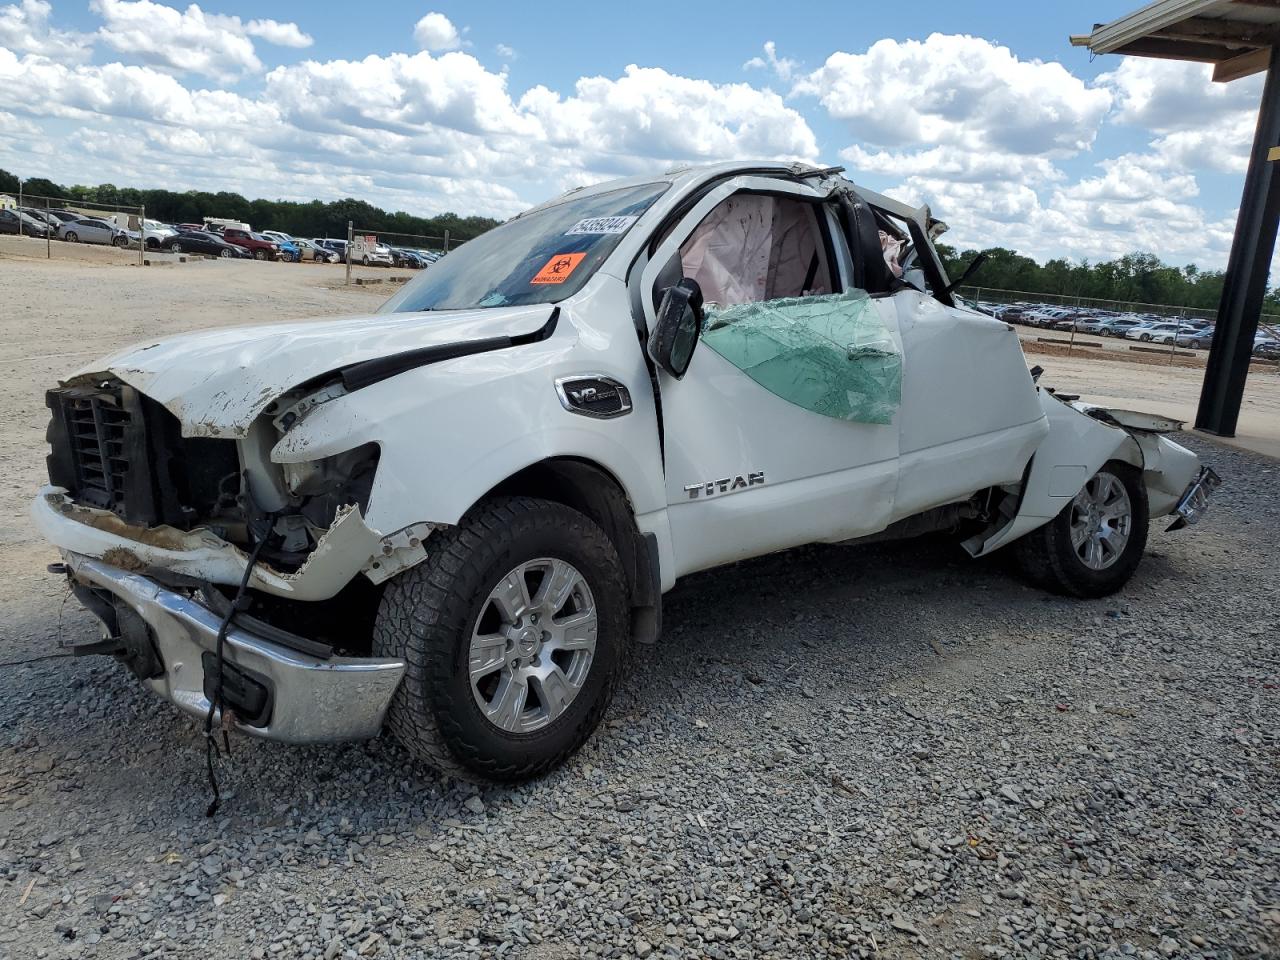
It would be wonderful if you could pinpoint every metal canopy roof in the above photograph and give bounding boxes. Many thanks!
[1071,0,1280,82]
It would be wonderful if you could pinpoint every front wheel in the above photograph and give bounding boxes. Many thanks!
[374,497,630,782]
[1013,461,1149,598]
[219,248,233,258]
[65,231,78,242]
[253,248,267,260]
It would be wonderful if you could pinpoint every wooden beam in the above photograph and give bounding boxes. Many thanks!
[1116,36,1241,62]
[1214,45,1273,81]
[1151,16,1280,47]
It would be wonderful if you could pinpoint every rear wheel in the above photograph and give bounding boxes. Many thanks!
[374,497,630,782]
[1014,461,1149,598]
[112,235,128,248]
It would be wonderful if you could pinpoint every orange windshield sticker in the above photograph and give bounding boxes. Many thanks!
[531,252,586,285]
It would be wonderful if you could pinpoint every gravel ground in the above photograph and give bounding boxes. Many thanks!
[0,257,1277,959]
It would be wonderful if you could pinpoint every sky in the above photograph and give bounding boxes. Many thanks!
[0,0,1269,270]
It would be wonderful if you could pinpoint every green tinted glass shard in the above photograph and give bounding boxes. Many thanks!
[702,290,902,424]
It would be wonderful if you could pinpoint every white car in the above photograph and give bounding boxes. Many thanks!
[356,243,395,267]
[1125,322,1184,344]
[32,161,1218,783]
[56,217,128,246]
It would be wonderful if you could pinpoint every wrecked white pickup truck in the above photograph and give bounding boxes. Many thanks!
[35,161,1219,782]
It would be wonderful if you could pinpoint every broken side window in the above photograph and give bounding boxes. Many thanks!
[700,290,902,425]
[678,194,835,309]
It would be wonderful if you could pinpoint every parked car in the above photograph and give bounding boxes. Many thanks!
[1125,322,1184,344]
[0,208,50,237]
[1176,328,1215,349]
[276,239,302,262]
[389,247,426,269]
[18,206,60,229]
[1074,316,1114,335]
[1255,332,1280,357]
[314,238,348,259]
[163,229,253,258]
[221,227,281,260]
[42,209,82,225]
[102,215,175,250]
[260,230,305,261]
[56,217,124,245]
[1023,307,1071,328]
[292,238,339,263]
[1097,318,1142,337]
[356,243,395,267]
[33,161,1217,784]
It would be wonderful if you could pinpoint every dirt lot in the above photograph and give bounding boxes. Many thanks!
[0,253,1277,960]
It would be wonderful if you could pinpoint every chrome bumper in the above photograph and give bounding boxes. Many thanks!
[65,553,405,743]
[1167,466,1222,531]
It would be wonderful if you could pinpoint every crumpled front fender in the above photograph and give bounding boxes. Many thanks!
[965,391,1201,557]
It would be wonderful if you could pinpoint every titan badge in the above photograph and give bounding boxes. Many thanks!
[683,472,765,499]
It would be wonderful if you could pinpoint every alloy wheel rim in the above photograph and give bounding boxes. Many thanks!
[468,557,598,733]
[1069,471,1132,571]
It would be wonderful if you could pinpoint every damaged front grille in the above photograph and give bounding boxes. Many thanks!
[66,390,131,510]
[47,379,241,529]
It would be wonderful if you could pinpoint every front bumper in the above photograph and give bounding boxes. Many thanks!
[65,553,405,743]
[1166,466,1221,531]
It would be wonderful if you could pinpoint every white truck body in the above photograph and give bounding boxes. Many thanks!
[32,161,1217,778]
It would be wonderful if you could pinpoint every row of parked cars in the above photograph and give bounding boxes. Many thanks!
[0,207,442,269]
[971,300,1280,358]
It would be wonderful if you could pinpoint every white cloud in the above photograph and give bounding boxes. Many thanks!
[521,65,818,172]
[0,41,819,221]
[413,12,460,52]
[0,0,91,60]
[795,34,1111,156]
[495,42,515,59]
[89,0,311,80]
[244,18,312,49]
[743,41,796,83]
[839,143,1062,186]
[0,16,1259,272]
[1097,58,1263,175]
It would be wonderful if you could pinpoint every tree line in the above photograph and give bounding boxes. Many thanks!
[937,244,1279,314]
[1,166,1271,312]
[0,169,500,247]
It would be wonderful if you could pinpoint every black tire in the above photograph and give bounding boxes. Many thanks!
[253,248,267,261]
[1013,460,1149,598]
[374,497,630,781]
[168,242,182,253]
[112,235,128,248]
[65,231,78,242]
[219,248,232,258]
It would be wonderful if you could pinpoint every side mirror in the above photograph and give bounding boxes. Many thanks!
[648,278,704,379]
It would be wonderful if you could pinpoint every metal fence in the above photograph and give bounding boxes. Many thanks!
[2,191,148,265]
[957,284,1280,330]
[341,222,460,284]
[955,284,1279,364]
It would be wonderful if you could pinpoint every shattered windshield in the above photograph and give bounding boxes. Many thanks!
[382,182,667,312]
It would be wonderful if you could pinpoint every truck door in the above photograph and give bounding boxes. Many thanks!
[637,177,901,578]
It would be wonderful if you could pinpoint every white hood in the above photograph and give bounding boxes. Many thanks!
[75,304,555,438]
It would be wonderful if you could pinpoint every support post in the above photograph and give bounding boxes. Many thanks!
[1196,45,1280,436]
[45,197,51,259]
[139,204,145,266]
[443,229,450,253]
[345,220,353,285]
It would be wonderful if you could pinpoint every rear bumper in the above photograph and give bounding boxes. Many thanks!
[65,553,405,743]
